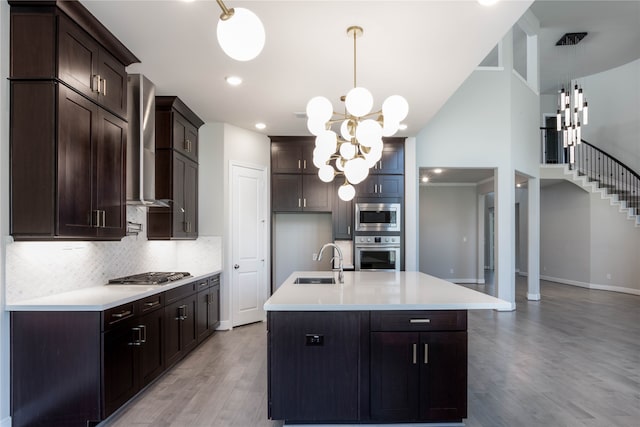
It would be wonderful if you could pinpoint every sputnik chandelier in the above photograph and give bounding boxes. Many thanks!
[555,32,589,164]
[306,26,409,201]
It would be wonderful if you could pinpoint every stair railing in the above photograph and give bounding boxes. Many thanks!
[540,127,639,214]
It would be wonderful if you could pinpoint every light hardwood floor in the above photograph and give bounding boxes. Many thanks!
[101,277,640,427]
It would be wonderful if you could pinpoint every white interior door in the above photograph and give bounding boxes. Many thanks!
[231,163,267,327]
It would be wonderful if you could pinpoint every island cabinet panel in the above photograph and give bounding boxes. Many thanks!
[268,311,367,422]
[370,310,468,423]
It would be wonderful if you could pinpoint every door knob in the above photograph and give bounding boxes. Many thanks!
[234,264,240,269]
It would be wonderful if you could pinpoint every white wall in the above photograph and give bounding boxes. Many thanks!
[419,185,479,282]
[273,213,333,289]
[540,181,592,284]
[199,123,224,237]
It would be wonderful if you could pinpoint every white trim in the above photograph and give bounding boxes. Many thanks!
[422,182,479,187]
[476,66,505,72]
[452,278,485,284]
[540,275,640,296]
[0,417,11,427]
[285,423,464,427]
[512,69,540,96]
[496,302,517,312]
[527,293,541,301]
[216,320,232,331]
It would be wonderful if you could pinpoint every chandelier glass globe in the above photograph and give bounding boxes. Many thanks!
[318,164,335,183]
[343,157,369,184]
[216,8,265,62]
[345,87,373,117]
[338,183,356,201]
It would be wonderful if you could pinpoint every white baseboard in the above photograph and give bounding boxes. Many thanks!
[286,423,463,427]
[216,320,232,331]
[496,301,516,312]
[540,275,640,296]
[527,293,541,301]
[452,278,485,284]
[1,416,11,427]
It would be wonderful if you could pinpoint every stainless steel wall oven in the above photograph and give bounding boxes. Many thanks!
[355,235,401,271]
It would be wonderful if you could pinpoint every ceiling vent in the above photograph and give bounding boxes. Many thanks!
[556,32,588,46]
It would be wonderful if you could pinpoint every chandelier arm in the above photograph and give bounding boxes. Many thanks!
[216,0,234,20]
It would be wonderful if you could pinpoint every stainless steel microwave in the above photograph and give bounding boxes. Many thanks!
[355,203,401,232]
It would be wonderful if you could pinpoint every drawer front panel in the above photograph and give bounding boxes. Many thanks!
[103,302,136,330]
[139,293,164,314]
[370,310,467,332]
[165,282,197,304]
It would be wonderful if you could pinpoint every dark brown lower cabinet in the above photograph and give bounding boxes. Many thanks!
[197,278,221,342]
[164,293,198,369]
[11,275,220,427]
[370,331,467,422]
[268,309,467,424]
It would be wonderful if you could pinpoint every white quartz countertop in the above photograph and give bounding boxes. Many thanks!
[5,270,222,312]
[264,271,511,311]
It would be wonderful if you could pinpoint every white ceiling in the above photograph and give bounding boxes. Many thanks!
[82,0,533,137]
[81,0,639,140]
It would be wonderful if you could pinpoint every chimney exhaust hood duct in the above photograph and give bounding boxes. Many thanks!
[127,74,169,207]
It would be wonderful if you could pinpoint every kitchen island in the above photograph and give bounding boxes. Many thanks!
[264,271,510,425]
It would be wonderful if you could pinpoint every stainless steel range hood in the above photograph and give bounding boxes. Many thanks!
[126,74,168,207]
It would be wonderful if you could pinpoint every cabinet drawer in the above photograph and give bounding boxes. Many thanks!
[210,274,220,287]
[165,282,197,304]
[139,293,164,314]
[195,277,210,292]
[370,310,466,332]
[103,302,136,330]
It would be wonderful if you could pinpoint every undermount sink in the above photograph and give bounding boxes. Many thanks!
[294,277,336,284]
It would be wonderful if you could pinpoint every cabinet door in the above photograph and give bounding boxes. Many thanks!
[302,174,332,212]
[333,179,353,239]
[271,142,305,173]
[181,294,199,355]
[164,299,184,368]
[103,320,138,418]
[95,108,126,239]
[378,175,404,198]
[272,174,302,212]
[372,141,404,174]
[173,113,198,161]
[172,154,188,238]
[269,311,362,421]
[57,85,96,237]
[419,332,467,421]
[358,175,380,198]
[138,309,164,388]
[58,14,99,100]
[196,290,211,343]
[370,332,420,421]
[97,49,127,118]
[210,283,221,330]
[183,157,198,238]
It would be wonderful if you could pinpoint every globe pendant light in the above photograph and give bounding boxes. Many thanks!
[306,26,408,201]
[216,0,265,61]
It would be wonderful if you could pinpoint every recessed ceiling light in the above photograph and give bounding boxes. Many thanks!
[433,168,443,174]
[421,176,429,183]
[255,123,266,130]
[225,76,243,86]
[398,123,408,131]
[477,0,499,6]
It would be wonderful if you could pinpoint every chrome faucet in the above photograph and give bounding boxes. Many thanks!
[317,243,344,283]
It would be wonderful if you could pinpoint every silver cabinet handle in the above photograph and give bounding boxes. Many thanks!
[101,210,106,228]
[379,184,382,193]
[144,301,160,308]
[303,198,307,208]
[347,225,351,235]
[112,310,132,319]
[303,160,307,169]
[298,159,301,169]
[410,319,431,324]
[374,184,378,193]
[128,327,142,346]
[379,160,382,170]
[424,343,429,364]
[92,210,100,227]
[298,198,301,208]
[102,77,107,96]
[92,74,100,93]
[176,304,188,321]
[412,343,417,364]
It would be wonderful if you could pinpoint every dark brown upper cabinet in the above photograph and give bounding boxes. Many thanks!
[370,138,405,174]
[148,97,204,240]
[9,1,138,241]
[9,1,138,119]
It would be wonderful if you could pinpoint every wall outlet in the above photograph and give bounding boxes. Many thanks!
[606,273,611,280]
[450,268,454,274]
[312,253,318,261]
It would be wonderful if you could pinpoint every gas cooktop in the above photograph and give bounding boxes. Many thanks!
[108,272,191,285]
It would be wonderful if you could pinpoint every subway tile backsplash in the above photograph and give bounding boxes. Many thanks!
[6,206,222,303]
